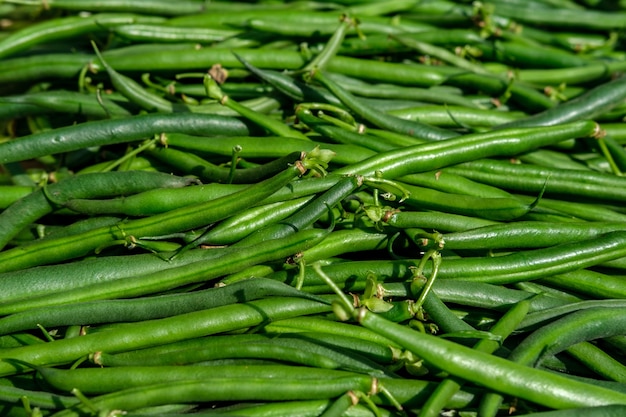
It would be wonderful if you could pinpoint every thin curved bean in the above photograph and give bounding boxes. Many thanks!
[497,75,626,128]
[332,120,598,179]
[311,71,457,141]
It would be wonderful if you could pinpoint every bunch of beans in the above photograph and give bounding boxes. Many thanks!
[1,0,626,416]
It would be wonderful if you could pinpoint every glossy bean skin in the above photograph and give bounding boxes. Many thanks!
[48,377,374,417]
[0,162,303,273]
[497,75,626,128]
[0,278,327,335]
[0,90,132,120]
[332,121,598,179]
[0,296,331,376]
[37,364,366,395]
[441,221,626,250]
[0,171,197,251]
[447,158,626,202]
[0,112,257,165]
[0,13,165,59]
[0,228,328,315]
[354,308,626,409]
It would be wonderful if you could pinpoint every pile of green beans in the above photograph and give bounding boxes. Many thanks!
[1,0,626,416]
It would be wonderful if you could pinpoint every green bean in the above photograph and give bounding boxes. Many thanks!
[510,405,626,417]
[235,175,361,246]
[498,75,626,128]
[15,0,212,16]
[184,197,312,246]
[474,39,591,69]
[48,376,375,417]
[0,160,305,272]
[491,3,626,30]
[509,308,626,368]
[387,105,524,128]
[0,171,198,251]
[60,183,244,217]
[111,24,240,44]
[262,317,401,349]
[538,269,626,300]
[332,120,598,179]
[0,228,328,314]
[37,364,364,395]
[0,90,132,119]
[164,134,375,166]
[400,183,534,221]
[419,299,531,417]
[0,278,327,335]
[565,342,626,384]
[0,112,256,165]
[442,72,556,113]
[352,308,626,409]
[441,221,626,250]
[92,41,175,113]
[311,71,457,141]
[0,296,331,376]
[325,73,482,109]
[144,147,303,184]
[447,158,626,202]
[0,13,164,60]
[516,61,626,86]
[385,210,500,232]
[0,185,33,209]
[0,385,78,410]
[96,336,390,376]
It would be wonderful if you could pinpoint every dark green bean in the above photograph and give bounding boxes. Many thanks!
[0,228,328,314]
[37,364,363,395]
[311,71,458,141]
[0,278,328,335]
[497,75,626,128]
[441,221,626,250]
[0,112,256,165]
[235,175,361,246]
[353,307,626,409]
[48,376,375,417]
[0,13,164,60]
[0,385,78,410]
[0,296,331,376]
[0,171,198,251]
[20,0,212,16]
[0,90,131,119]
[144,147,303,184]
[400,183,534,221]
[332,120,598,179]
[0,160,305,272]
[61,183,244,217]
[447,158,626,202]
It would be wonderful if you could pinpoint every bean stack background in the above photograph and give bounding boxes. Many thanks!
[1,0,626,416]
